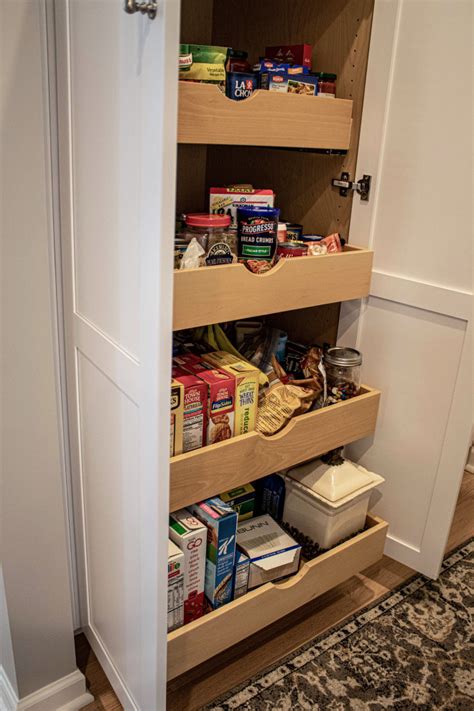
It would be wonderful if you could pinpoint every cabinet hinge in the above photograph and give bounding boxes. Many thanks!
[331,172,372,201]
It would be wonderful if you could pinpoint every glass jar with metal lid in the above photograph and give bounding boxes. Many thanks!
[324,347,362,404]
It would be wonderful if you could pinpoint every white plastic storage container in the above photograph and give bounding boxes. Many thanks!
[283,458,384,549]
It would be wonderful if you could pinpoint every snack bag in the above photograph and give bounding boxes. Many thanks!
[180,44,228,89]
[237,206,280,273]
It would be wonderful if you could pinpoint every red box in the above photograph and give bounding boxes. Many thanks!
[265,44,313,69]
[174,374,207,452]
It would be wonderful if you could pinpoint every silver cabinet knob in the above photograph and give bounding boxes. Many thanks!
[124,0,157,20]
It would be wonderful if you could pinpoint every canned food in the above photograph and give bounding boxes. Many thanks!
[285,223,303,241]
[277,241,308,258]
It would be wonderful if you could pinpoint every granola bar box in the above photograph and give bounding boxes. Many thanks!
[188,498,238,609]
[169,509,207,623]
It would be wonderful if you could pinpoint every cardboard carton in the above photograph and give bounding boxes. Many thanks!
[167,540,184,631]
[232,550,250,599]
[170,380,184,457]
[169,510,207,623]
[201,352,259,436]
[188,498,238,609]
[210,187,274,230]
[174,373,207,451]
[221,483,256,521]
[236,515,301,589]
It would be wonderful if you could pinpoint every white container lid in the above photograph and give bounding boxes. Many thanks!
[286,458,384,509]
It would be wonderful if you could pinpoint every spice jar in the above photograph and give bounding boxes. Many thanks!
[184,214,237,266]
[317,73,337,98]
[324,347,362,403]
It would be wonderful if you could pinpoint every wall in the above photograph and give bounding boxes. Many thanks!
[0,0,79,699]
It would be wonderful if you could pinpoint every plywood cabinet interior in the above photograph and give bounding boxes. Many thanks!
[177,0,375,344]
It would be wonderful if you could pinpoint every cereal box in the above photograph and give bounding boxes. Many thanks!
[188,498,238,609]
[232,550,250,599]
[170,379,184,457]
[174,373,207,452]
[201,352,259,435]
[169,510,207,623]
[167,539,184,631]
[210,187,274,230]
[221,483,256,521]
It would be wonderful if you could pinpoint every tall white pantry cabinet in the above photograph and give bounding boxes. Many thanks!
[49,1,472,710]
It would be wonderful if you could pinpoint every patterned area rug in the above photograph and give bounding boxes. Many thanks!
[206,538,474,710]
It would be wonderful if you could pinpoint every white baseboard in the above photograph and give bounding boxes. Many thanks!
[1,668,93,711]
[0,666,18,711]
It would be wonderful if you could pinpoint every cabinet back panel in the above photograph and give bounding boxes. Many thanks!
[177,0,374,343]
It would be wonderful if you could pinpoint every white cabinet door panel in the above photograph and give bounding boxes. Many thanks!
[54,0,180,708]
[340,0,472,577]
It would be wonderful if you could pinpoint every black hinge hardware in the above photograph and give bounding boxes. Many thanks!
[332,172,372,201]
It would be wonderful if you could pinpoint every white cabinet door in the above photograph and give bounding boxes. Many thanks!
[339,0,472,578]
[53,1,179,708]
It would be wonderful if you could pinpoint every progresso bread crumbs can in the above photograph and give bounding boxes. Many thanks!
[237,206,280,273]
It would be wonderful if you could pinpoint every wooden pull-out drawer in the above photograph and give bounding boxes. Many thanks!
[173,246,373,331]
[170,386,380,512]
[167,514,388,680]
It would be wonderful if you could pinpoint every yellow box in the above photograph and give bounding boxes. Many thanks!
[201,352,259,436]
[170,379,184,456]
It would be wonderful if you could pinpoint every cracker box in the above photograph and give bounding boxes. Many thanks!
[265,44,313,69]
[210,187,274,230]
[221,483,256,521]
[189,498,238,609]
[232,550,250,599]
[201,352,259,435]
[169,510,207,623]
[174,373,207,452]
[167,540,184,631]
[170,379,184,457]
[236,515,301,589]
[180,364,235,446]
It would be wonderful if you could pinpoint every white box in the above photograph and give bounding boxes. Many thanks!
[284,458,385,549]
[169,509,207,623]
[236,515,301,589]
[167,539,184,632]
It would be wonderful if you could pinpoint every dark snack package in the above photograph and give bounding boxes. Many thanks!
[226,72,257,101]
[237,206,280,273]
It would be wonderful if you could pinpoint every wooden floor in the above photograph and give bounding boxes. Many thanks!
[76,471,474,711]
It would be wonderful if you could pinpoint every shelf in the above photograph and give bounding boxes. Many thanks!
[177,82,353,150]
[169,386,380,512]
[173,246,373,331]
[167,513,388,679]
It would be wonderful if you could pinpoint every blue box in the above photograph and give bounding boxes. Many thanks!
[188,497,238,609]
[226,72,257,101]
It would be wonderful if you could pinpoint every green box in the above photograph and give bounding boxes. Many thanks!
[221,483,256,521]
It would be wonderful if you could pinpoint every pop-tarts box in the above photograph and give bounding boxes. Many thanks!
[188,497,238,609]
